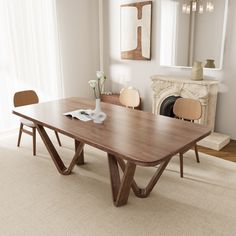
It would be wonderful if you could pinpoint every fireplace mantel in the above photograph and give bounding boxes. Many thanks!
[151,75,219,130]
[151,75,230,150]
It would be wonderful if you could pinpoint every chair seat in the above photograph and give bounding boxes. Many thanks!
[20,118,35,127]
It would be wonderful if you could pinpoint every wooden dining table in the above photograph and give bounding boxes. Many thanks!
[12,97,211,207]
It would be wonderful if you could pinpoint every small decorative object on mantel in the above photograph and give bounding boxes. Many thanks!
[88,71,107,123]
[191,61,203,81]
[204,59,216,68]
[120,1,152,60]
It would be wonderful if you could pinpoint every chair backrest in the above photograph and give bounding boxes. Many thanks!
[173,98,202,121]
[13,90,39,107]
[119,88,140,108]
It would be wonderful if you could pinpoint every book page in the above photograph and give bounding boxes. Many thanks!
[63,109,93,122]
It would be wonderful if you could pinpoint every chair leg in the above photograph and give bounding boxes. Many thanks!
[179,153,184,178]
[54,131,62,147]
[17,123,24,147]
[32,127,36,156]
[194,144,200,163]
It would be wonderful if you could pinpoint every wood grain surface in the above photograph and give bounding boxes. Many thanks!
[100,94,142,110]
[13,98,211,167]
[198,140,236,162]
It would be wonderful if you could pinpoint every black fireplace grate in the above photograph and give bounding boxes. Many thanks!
[160,96,181,117]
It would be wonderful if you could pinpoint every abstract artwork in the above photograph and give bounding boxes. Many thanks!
[120,1,152,60]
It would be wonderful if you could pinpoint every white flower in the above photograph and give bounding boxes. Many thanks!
[88,80,97,88]
[96,71,105,79]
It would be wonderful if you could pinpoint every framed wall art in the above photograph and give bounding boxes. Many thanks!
[120,1,152,60]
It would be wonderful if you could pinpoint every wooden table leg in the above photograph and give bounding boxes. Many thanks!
[117,157,171,198]
[36,124,84,175]
[108,153,136,207]
[75,139,85,165]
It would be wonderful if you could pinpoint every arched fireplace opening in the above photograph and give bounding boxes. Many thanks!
[160,96,181,117]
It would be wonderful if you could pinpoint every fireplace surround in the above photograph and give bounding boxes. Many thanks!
[151,75,230,150]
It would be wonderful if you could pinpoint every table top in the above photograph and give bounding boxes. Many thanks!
[12,98,211,166]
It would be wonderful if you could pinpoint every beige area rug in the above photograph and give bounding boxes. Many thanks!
[0,130,236,236]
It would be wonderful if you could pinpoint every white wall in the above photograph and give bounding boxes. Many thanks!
[103,0,236,139]
[56,0,100,98]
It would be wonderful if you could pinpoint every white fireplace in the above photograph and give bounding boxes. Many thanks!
[151,75,230,150]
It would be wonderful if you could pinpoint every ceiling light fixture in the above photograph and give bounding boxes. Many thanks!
[182,0,214,14]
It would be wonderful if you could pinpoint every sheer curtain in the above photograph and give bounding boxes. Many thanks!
[0,0,63,132]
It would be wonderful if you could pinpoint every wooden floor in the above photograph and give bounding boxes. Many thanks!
[198,140,236,163]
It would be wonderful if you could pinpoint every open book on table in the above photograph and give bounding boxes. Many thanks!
[63,109,93,122]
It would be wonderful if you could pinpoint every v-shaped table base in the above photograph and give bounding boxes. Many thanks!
[108,154,136,207]
[116,158,171,198]
[108,153,171,206]
[36,124,170,206]
[36,124,84,175]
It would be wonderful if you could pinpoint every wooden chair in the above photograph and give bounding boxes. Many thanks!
[119,88,140,109]
[173,98,202,178]
[13,90,62,155]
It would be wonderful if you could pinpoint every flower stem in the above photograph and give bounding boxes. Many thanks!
[97,78,101,98]
[93,88,97,99]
